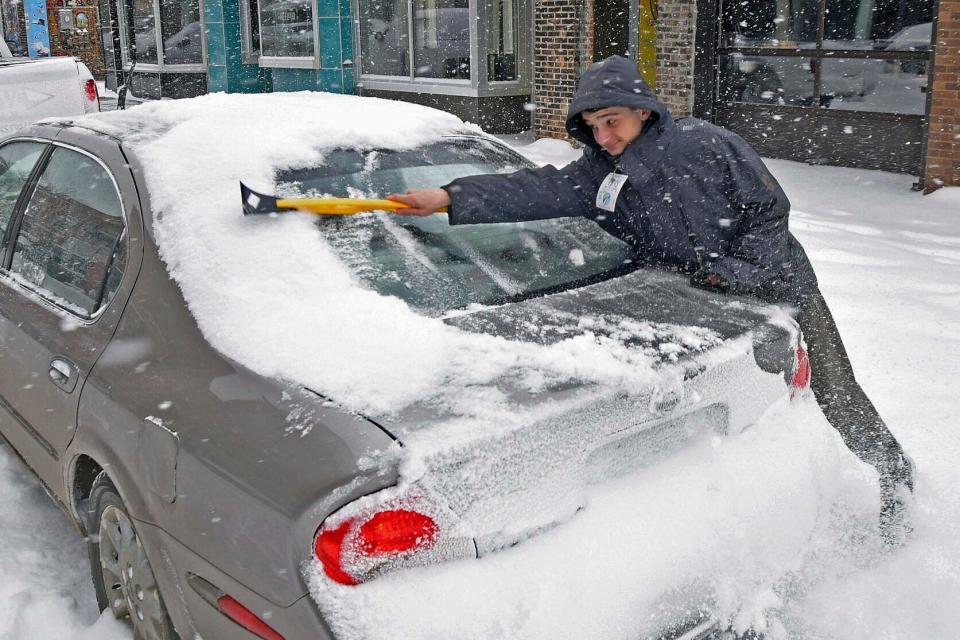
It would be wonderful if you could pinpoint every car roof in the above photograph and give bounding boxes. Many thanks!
[44,91,484,150]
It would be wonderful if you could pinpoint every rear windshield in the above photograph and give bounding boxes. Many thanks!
[275,138,636,313]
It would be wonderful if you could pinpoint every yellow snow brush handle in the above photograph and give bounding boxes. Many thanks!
[275,197,448,216]
[240,182,449,216]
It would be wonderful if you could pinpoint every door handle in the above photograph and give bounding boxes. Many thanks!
[49,358,79,393]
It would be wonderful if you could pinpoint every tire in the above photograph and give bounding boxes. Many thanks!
[85,472,179,640]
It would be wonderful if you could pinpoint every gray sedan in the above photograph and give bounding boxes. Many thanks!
[0,100,809,640]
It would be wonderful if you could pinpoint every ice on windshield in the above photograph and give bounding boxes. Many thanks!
[276,141,636,312]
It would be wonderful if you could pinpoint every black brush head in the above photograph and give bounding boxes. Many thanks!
[240,182,283,215]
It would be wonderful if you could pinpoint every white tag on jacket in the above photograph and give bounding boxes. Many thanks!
[596,172,629,212]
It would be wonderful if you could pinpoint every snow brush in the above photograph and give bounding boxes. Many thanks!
[240,182,447,216]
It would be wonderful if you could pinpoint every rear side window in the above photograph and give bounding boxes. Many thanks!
[9,146,126,316]
[0,141,45,253]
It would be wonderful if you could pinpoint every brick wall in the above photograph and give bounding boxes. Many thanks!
[532,0,592,139]
[532,0,700,139]
[653,0,697,117]
[926,0,960,190]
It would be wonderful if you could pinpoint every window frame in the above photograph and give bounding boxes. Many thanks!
[116,0,208,72]
[0,139,130,322]
[352,0,532,97]
[255,0,320,68]
[238,0,260,64]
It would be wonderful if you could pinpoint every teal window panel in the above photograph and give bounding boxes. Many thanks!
[230,65,269,93]
[339,18,352,62]
[205,23,227,65]
[208,65,228,92]
[337,0,349,19]
[317,68,343,92]
[204,0,224,24]
[318,0,339,17]
[342,68,355,93]
[224,20,243,58]
[222,0,241,24]
[272,68,318,92]
[319,18,341,68]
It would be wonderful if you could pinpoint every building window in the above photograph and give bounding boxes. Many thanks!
[355,0,530,96]
[2,0,26,56]
[258,0,315,61]
[485,0,516,81]
[239,0,260,62]
[119,0,204,69]
[161,0,202,64]
[358,0,470,79]
[413,0,469,79]
[717,0,934,115]
[359,0,409,76]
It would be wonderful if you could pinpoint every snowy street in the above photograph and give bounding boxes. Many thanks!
[1,139,958,639]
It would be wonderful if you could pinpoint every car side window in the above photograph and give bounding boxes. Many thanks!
[8,146,126,316]
[0,141,46,254]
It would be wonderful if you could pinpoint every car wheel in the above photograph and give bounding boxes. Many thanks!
[86,472,179,640]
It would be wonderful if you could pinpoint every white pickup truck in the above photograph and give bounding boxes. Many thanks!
[0,38,100,137]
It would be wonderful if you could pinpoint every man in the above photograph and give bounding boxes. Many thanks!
[387,55,915,547]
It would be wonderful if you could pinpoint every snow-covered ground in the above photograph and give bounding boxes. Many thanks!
[1,133,958,639]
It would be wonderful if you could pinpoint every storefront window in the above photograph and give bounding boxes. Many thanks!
[718,54,815,106]
[413,0,469,79]
[358,0,474,80]
[717,0,934,115]
[130,0,158,64]
[820,58,927,114]
[240,0,261,61]
[720,0,818,48]
[359,0,409,75]
[160,0,201,64]
[258,0,315,58]
[486,0,516,81]
[357,0,530,90]
[822,0,933,49]
[2,0,25,56]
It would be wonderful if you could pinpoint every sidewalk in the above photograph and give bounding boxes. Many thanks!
[95,80,143,112]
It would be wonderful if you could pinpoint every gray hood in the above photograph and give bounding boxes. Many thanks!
[565,55,671,149]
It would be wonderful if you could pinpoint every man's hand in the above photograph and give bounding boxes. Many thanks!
[386,188,451,216]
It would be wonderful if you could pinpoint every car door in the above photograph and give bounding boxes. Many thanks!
[0,131,141,499]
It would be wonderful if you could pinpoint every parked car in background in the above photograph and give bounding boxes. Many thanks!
[0,38,99,137]
[0,93,820,640]
[883,22,933,75]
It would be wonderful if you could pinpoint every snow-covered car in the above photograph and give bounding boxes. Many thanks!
[0,94,830,640]
[0,39,99,137]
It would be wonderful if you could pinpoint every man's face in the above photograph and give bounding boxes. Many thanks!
[582,107,652,156]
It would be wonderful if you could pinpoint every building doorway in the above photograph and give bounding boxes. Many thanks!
[594,0,632,60]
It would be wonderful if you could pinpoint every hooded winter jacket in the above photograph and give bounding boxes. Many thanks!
[443,56,819,306]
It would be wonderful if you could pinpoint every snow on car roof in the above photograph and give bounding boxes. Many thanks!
[70,93,717,425]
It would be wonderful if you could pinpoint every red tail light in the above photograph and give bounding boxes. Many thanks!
[84,79,98,103]
[790,344,811,396]
[217,595,286,640]
[315,509,440,585]
[314,519,358,585]
[358,510,438,555]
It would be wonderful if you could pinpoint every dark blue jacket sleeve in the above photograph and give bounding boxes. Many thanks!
[701,134,793,295]
[442,154,599,225]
